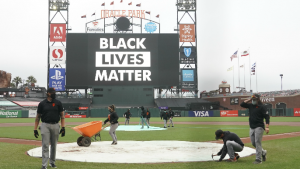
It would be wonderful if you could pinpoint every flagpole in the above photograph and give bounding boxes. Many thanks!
[249,47,251,92]
[256,62,258,93]
[238,49,240,88]
[233,65,234,92]
[244,64,245,89]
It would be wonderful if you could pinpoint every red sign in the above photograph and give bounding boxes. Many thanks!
[220,110,238,117]
[294,108,300,116]
[65,115,86,118]
[179,24,195,42]
[50,24,66,42]
[79,107,89,110]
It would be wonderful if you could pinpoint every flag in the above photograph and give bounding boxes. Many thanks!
[92,13,95,16]
[101,2,105,6]
[146,11,150,15]
[251,62,256,75]
[230,50,238,61]
[136,3,141,7]
[128,2,132,5]
[120,0,123,2]
[240,64,244,68]
[81,15,86,18]
[227,66,233,71]
[156,14,160,18]
[110,1,114,5]
[241,50,249,57]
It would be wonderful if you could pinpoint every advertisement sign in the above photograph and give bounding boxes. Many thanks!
[29,110,37,118]
[66,34,179,87]
[79,107,89,110]
[230,98,239,105]
[49,68,65,91]
[65,115,86,118]
[50,24,66,42]
[179,24,195,42]
[182,70,194,82]
[50,46,66,64]
[220,110,238,117]
[0,110,22,118]
[180,47,196,59]
[174,112,181,117]
[159,107,168,110]
[87,21,104,33]
[294,108,300,116]
[188,111,213,117]
[144,22,157,33]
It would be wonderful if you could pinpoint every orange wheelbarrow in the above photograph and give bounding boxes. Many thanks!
[72,121,110,147]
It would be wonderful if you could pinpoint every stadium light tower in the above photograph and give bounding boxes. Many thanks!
[47,0,70,90]
[280,74,283,91]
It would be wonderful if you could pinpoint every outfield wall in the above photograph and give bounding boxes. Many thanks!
[0,108,297,118]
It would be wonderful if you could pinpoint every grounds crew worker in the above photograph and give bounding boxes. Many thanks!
[140,106,148,129]
[160,109,169,128]
[146,108,151,126]
[104,104,119,145]
[34,88,65,169]
[123,109,131,125]
[213,130,244,162]
[168,108,175,127]
[240,94,270,164]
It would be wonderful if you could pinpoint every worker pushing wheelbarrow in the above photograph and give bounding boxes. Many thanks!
[72,121,110,147]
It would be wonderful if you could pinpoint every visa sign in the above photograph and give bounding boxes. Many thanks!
[188,111,213,117]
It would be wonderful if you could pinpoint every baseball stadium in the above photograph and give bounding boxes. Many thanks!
[1,0,300,169]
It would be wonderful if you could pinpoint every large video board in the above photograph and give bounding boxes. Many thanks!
[66,34,179,87]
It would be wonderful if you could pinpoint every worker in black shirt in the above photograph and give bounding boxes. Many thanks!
[146,108,151,126]
[34,88,65,169]
[168,108,174,127]
[140,106,149,129]
[104,104,119,145]
[160,109,169,128]
[123,109,131,125]
[213,130,244,162]
[240,94,270,164]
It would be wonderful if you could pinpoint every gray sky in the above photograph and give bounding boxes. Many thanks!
[0,0,298,93]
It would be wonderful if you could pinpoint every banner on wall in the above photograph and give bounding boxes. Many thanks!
[220,110,238,117]
[29,110,37,118]
[0,110,22,118]
[188,111,213,117]
[65,115,86,118]
[294,108,300,116]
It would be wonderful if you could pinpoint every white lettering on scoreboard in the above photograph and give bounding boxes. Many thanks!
[95,38,152,82]
[96,52,150,67]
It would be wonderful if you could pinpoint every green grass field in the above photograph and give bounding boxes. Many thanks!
[0,117,300,169]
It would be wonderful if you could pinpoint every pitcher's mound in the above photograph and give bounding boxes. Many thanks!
[27,141,255,163]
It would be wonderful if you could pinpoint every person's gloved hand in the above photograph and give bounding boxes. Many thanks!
[34,130,39,138]
[60,127,65,137]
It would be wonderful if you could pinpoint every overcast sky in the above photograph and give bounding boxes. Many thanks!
[0,0,299,93]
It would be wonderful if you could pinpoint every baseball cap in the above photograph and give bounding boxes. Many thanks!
[47,88,56,93]
[215,129,224,140]
[251,94,260,99]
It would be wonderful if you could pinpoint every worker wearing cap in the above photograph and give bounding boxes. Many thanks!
[240,94,270,164]
[34,88,65,169]
[123,109,131,125]
[213,130,244,162]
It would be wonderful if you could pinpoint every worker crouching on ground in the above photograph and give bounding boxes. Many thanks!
[213,129,244,162]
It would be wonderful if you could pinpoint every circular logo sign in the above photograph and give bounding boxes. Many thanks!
[225,88,229,92]
[144,22,157,33]
[219,88,222,92]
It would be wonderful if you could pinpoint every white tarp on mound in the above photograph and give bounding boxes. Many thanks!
[27,141,255,163]
[103,125,167,131]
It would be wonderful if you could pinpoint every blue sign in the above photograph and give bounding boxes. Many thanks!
[188,111,213,117]
[144,22,157,33]
[182,70,194,81]
[49,68,65,91]
[159,107,168,110]
[184,48,192,57]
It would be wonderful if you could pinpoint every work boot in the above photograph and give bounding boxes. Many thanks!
[262,150,267,161]
[253,160,262,164]
[234,153,240,160]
